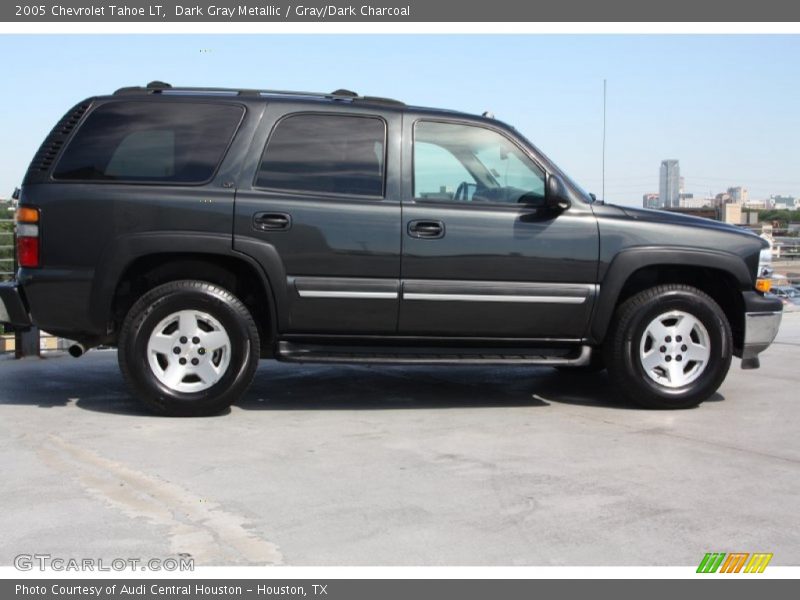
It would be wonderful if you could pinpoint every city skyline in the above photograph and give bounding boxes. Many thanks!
[643,157,795,209]
[0,35,798,205]
[627,178,796,211]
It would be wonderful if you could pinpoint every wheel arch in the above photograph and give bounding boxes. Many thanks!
[590,247,751,349]
[90,232,278,356]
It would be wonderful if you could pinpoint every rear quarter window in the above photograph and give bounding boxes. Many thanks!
[255,113,386,197]
[52,101,244,184]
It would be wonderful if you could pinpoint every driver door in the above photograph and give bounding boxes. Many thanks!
[398,117,599,338]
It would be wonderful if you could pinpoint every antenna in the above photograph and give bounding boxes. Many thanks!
[602,78,607,203]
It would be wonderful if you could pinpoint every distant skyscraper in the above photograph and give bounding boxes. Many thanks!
[727,186,748,204]
[659,160,680,208]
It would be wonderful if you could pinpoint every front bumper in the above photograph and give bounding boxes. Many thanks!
[741,311,782,360]
[737,291,783,368]
[0,281,31,327]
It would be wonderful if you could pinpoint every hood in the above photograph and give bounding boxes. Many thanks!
[614,205,768,247]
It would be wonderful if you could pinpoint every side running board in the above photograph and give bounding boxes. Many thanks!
[276,341,592,366]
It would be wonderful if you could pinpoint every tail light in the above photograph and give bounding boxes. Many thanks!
[15,207,40,268]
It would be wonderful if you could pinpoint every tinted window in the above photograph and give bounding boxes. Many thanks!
[414,121,545,204]
[53,101,243,183]
[256,114,385,197]
[414,142,475,201]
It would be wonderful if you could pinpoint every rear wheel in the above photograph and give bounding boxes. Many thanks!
[604,284,732,409]
[118,280,260,416]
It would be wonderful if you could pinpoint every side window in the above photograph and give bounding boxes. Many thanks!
[414,142,476,200]
[105,131,175,178]
[413,121,546,204]
[475,147,545,197]
[53,101,243,183]
[256,114,386,197]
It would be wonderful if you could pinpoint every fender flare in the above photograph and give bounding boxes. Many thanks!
[89,231,280,334]
[589,246,752,343]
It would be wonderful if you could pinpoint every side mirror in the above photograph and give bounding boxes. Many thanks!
[546,174,570,211]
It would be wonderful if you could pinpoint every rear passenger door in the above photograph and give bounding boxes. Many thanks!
[233,106,402,334]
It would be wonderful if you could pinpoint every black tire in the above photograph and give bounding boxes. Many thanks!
[118,280,260,416]
[603,284,732,409]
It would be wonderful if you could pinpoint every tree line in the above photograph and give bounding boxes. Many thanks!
[756,209,800,229]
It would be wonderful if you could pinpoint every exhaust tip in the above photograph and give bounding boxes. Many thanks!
[68,344,85,358]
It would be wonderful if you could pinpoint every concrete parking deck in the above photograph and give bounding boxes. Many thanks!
[1,313,798,566]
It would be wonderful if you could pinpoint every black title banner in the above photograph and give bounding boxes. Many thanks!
[4,0,800,22]
[4,579,797,600]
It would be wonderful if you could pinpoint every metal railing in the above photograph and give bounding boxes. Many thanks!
[0,218,13,281]
[772,238,800,261]
[0,216,19,352]
[0,216,52,355]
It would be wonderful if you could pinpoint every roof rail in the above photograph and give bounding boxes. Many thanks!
[112,82,405,106]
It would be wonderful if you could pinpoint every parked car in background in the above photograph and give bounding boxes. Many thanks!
[770,285,800,306]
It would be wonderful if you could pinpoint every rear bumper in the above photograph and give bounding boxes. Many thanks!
[0,281,32,328]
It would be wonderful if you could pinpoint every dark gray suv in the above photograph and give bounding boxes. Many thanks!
[0,82,783,415]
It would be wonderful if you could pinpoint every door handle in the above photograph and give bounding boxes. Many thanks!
[408,220,445,239]
[253,212,291,231]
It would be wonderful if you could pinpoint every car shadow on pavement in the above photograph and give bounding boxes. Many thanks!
[0,353,153,416]
[529,369,725,409]
[236,365,551,411]
[0,356,723,416]
[234,365,691,412]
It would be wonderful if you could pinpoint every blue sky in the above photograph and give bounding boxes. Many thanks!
[0,34,798,205]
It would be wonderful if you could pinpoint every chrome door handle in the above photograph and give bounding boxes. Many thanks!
[408,220,445,239]
[253,212,291,231]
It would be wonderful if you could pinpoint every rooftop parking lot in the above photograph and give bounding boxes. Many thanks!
[1,313,798,566]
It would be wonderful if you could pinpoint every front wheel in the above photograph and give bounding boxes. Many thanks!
[118,280,260,416]
[604,284,732,409]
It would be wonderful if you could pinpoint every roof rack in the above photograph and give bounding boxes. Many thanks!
[112,81,405,107]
